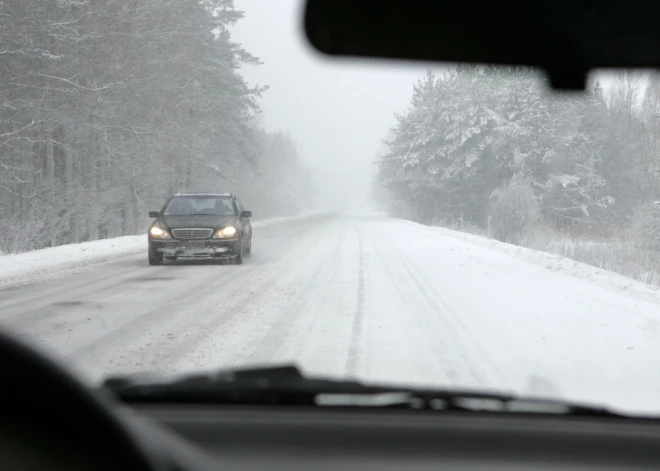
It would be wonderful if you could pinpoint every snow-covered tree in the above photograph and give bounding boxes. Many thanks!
[377,67,625,240]
[0,0,299,253]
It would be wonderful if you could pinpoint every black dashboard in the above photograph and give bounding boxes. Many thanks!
[127,404,660,471]
[4,326,660,471]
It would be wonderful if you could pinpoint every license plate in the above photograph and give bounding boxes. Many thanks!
[183,241,206,250]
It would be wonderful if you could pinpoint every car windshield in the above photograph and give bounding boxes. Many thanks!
[3,0,660,419]
[164,197,236,216]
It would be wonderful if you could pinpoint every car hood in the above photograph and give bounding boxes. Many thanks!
[159,215,238,229]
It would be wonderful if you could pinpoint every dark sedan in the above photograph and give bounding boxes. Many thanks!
[147,193,252,265]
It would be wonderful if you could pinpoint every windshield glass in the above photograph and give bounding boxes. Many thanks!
[164,196,236,216]
[2,0,660,418]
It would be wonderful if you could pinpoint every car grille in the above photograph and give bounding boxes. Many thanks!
[171,228,213,240]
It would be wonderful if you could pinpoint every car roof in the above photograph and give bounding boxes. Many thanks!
[172,192,233,197]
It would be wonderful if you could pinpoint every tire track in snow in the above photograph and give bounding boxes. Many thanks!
[372,230,504,388]
[247,221,345,364]
[74,217,339,378]
[370,221,567,397]
[0,262,160,320]
[6,264,235,351]
[65,268,240,359]
[65,218,338,363]
[0,214,332,321]
[344,225,366,375]
[364,228,459,384]
[376,230,566,396]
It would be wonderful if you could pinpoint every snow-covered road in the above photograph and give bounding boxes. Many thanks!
[2,212,660,415]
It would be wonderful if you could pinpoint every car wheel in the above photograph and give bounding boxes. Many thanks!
[148,251,163,266]
[234,240,243,265]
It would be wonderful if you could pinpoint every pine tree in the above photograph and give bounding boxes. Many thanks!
[0,0,277,252]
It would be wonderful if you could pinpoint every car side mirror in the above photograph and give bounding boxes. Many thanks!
[241,210,252,218]
[149,211,159,218]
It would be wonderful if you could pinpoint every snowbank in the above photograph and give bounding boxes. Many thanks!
[0,211,335,289]
[0,236,147,289]
[397,219,660,307]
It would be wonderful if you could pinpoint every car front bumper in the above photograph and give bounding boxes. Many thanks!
[149,238,240,258]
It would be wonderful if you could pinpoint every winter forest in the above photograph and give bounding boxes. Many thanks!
[375,67,660,286]
[0,0,315,253]
[5,0,660,288]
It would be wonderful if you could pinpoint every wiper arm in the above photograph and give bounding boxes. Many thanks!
[104,365,369,406]
[165,213,222,216]
[103,365,623,417]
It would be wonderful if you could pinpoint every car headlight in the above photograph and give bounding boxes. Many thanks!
[149,225,171,239]
[213,226,237,238]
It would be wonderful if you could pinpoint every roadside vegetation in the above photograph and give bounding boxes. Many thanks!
[0,0,315,254]
[375,67,660,287]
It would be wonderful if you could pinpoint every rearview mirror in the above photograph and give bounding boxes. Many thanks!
[303,0,660,90]
[241,210,252,218]
[148,211,159,218]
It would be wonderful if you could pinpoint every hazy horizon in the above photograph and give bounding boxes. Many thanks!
[231,0,619,211]
[232,0,432,210]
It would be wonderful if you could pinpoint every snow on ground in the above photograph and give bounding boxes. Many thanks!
[2,212,660,416]
[400,220,660,307]
[358,218,660,414]
[0,236,146,289]
[0,211,333,289]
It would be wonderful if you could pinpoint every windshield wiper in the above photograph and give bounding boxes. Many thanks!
[165,213,223,216]
[102,365,623,417]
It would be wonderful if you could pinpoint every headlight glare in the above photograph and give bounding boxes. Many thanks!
[214,226,237,238]
[149,225,171,239]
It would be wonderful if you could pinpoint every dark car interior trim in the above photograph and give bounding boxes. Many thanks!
[133,404,660,471]
[5,323,660,471]
[303,0,660,90]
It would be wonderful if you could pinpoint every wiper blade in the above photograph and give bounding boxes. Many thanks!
[166,213,220,216]
[104,365,372,406]
[102,365,622,417]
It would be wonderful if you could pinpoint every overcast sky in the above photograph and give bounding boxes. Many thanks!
[231,0,616,210]
[231,0,432,209]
